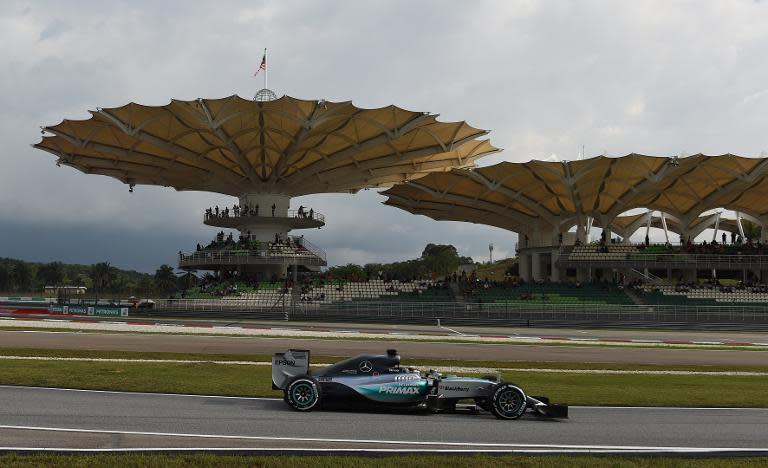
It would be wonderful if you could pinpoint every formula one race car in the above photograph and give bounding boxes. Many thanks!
[272,349,568,420]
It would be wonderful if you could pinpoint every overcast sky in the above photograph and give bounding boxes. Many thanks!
[2,1,768,272]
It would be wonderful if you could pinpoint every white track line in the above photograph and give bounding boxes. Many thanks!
[0,385,281,401]
[0,424,766,452]
[2,385,767,411]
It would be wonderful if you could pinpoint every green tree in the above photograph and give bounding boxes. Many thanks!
[90,262,116,297]
[36,261,65,287]
[742,220,761,242]
[177,270,198,296]
[11,262,33,292]
[327,263,367,281]
[136,276,154,297]
[0,263,9,292]
[75,273,93,290]
[421,244,461,278]
[154,264,177,296]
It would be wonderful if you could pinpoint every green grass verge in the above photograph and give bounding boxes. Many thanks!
[1,355,767,407]
[0,454,767,468]
[3,347,768,373]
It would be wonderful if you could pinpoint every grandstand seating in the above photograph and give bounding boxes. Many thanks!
[467,283,634,306]
[299,279,442,304]
[640,284,768,306]
[182,279,446,306]
[568,244,638,261]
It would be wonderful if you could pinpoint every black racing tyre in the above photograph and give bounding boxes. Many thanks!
[490,383,527,420]
[284,376,321,411]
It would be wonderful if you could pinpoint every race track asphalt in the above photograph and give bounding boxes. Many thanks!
[2,329,768,366]
[0,386,766,454]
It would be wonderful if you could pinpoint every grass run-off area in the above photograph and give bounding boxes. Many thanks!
[1,454,768,468]
[1,348,768,407]
[2,325,767,352]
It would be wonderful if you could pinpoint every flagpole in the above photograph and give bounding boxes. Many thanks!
[264,48,268,90]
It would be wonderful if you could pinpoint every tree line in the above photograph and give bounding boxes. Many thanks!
[0,258,190,297]
[324,244,474,281]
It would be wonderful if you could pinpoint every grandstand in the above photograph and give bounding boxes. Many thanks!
[35,91,497,283]
[31,89,768,325]
[383,154,768,287]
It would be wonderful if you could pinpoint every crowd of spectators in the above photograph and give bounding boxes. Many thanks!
[188,231,310,257]
[204,204,317,221]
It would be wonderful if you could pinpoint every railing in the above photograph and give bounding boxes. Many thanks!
[204,209,324,224]
[560,253,768,269]
[179,237,327,268]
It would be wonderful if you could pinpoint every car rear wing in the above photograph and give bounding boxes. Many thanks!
[272,349,310,390]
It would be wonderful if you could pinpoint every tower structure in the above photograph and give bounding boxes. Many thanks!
[34,92,498,280]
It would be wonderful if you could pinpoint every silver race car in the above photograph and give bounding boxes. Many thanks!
[272,349,568,420]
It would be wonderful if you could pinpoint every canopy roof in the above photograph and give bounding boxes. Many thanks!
[34,95,497,197]
[382,154,768,234]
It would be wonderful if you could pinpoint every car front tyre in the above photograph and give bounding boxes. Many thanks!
[490,384,527,420]
[285,376,321,411]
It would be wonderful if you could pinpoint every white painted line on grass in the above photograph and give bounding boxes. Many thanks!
[0,385,281,401]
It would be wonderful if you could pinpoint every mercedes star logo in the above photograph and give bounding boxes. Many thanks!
[358,360,373,373]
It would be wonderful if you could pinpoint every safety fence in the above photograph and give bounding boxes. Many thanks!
[148,299,768,328]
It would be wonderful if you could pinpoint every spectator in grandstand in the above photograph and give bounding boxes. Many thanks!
[309,208,314,219]
[722,232,727,244]
[731,231,736,244]
[298,205,305,218]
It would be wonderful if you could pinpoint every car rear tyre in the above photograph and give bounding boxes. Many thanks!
[490,384,526,420]
[285,376,321,411]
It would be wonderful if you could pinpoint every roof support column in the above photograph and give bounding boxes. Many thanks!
[661,212,670,244]
[531,251,543,283]
[712,212,721,243]
[550,250,561,283]
[737,212,745,239]
[518,252,531,282]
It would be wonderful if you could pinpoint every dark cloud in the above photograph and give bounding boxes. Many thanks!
[1,1,768,272]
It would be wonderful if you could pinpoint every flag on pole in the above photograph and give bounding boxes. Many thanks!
[254,50,266,76]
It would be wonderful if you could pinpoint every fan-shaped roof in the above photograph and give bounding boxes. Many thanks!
[34,95,498,196]
[382,154,768,234]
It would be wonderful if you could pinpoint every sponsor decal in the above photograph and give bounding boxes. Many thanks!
[378,384,421,395]
[441,385,470,392]
[394,374,420,381]
[317,376,333,382]
[274,359,297,366]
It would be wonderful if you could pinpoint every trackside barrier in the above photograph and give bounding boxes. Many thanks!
[48,305,129,317]
[146,299,768,329]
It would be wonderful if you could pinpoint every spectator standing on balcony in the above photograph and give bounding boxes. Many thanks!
[722,232,727,245]
[215,205,219,217]
[298,206,305,218]
[309,208,314,219]
[731,231,736,244]
[271,203,276,216]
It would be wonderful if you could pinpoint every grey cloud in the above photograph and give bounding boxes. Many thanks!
[2,1,768,272]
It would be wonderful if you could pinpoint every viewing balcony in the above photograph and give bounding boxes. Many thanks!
[179,236,327,269]
[203,209,325,230]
